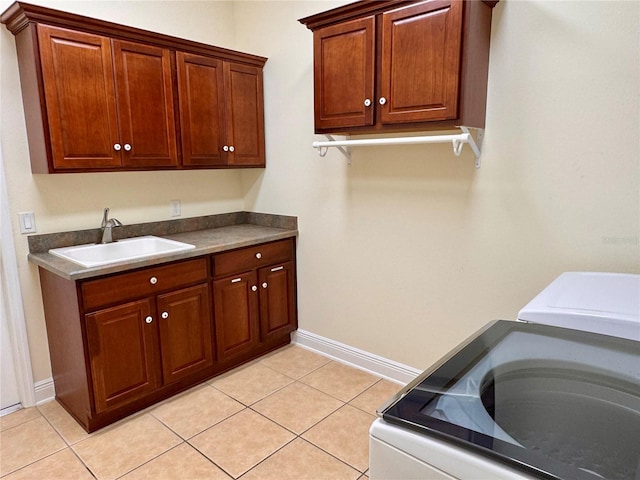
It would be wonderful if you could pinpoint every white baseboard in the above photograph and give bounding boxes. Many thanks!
[34,378,55,406]
[292,330,421,385]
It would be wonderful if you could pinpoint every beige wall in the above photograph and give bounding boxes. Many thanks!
[236,0,640,368]
[1,1,638,385]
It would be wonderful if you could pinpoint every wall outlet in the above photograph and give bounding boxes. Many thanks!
[170,200,181,217]
[18,211,36,234]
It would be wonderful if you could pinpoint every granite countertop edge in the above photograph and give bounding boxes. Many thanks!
[27,212,298,281]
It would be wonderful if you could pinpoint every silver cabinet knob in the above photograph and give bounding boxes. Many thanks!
[262,282,268,289]
[124,143,132,151]
[114,143,122,151]
[145,316,153,324]
[229,146,235,152]
[161,311,169,319]
[149,277,158,285]
[223,145,229,152]
[364,98,371,107]
[251,285,258,292]
[379,97,387,105]
[255,252,262,259]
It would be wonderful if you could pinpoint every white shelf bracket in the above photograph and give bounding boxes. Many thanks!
[459,126,484,168]
[312,127,484,168]
[316,135,351,165]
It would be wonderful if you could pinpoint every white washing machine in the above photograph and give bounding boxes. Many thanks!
[370,272,640,480]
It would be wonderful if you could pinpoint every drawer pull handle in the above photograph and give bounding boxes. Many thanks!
[149,277,158,285]
[145,316,153,324]
[161,311,169,319]
[262,282,268,289]
[255,252,262,259]
[231,278,242,283]
[271,266,284,272]
[251,285,258,292]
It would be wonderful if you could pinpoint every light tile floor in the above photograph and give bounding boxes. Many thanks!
[0,346,402,480]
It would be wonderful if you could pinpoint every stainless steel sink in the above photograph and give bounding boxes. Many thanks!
[49,236,195,268]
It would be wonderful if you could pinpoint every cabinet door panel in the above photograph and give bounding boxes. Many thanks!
[258,262,297,343]
[37,25,121,170]
[213,272,260,362]
[85,299,160,413]
[112,40,178,168]
[381,0,463,123]
[177,52,226,167]
[313,16,375,130]
[224,63,265,167]
[157,284,214,384]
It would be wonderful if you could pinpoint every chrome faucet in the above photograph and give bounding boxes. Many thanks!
[100,208,122,244]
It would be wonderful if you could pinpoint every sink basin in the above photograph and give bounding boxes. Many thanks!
[49,236,195,268]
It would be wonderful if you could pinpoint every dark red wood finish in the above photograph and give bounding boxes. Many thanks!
[37,238,297,433]
[1,1,267,173]
[299,0,498,134]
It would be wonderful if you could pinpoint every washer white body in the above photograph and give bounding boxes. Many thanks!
[517,272,640,341]
[370,272,640,480]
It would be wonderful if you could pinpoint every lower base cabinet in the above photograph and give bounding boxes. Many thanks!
[38,238,297,432]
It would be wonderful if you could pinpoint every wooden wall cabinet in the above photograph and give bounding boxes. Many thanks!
[38,25,178,171]
[37,238,297,432]
[1,2,267,173]
[177,54,265,168]
[299,0,498,134]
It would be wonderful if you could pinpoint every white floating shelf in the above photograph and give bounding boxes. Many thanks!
[312,127,484,168]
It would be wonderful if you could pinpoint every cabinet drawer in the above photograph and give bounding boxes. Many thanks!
[213,239,294,277]
[82,258,208,311]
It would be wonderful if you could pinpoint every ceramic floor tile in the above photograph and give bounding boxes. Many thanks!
[120,443,231,480]
[302,404,375,472]
[190,408,294,478]
[0,416,67,476]
[252,382,343,434]
[0,407,42,432]
[259,345,332,379]
[2,447,94,480]
[72,414,181,480]
[151,384,244,439]
[241,438,360,480]
[299,361,379,402]
[37,399,90,445]
[349,379,402,415]
[209,362,293,405]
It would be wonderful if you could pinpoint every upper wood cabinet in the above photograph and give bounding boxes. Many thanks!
[299,0,498,134]
[38,25,178,170]
[1,2,267,173]
[177,54,265,168]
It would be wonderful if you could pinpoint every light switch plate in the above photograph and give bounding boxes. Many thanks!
[170,200,181,217]
[18,211,36,234]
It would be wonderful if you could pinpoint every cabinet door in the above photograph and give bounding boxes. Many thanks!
[177,52,227,167]
[157,284,214,384]
[258,262,297,343]
[85,299,160,413]
[313,16,375,130]
[213,271,260,362]
[380,0,463,124]
[37,25,121,170]
[224,62,265,167]
[112,40,178,168]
